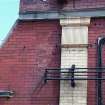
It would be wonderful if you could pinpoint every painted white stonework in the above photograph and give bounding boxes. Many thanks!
[60,17,90,26]
[62,26,88,44]
[60,48,87,105]
[60,17,90,105]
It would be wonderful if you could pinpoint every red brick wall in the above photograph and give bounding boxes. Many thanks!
[0,18,105,105]
[20,0,105,13]
[88,18,105,105]
[0,20,61,105]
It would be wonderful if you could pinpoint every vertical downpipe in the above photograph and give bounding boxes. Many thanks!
[97,37,105,105]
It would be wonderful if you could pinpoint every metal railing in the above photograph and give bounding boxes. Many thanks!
[44,65,105,105]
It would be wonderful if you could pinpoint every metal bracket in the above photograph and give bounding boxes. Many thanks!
[0,91,14,98]
[70,65,75,88]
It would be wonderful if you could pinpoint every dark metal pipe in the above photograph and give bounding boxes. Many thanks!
[97,36,105,105]
[46,71,105,73]
[46,67,105,70]
[45,77,105,80]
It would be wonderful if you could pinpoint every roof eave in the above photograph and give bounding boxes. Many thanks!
[19,8,105,20]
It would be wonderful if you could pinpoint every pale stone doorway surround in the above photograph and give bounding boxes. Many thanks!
[60,17,90,105]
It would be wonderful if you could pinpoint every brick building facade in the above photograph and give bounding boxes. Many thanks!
[0,0,105,105]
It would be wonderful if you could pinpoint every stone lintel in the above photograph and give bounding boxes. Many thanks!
[60,17,90,26]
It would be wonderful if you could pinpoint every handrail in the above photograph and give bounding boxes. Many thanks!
[44,65,105,86]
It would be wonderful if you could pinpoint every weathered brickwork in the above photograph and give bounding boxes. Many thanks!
[0,20,61,105]
[88,18,105,105]
[0,15,105,105]
[20,0,105,13]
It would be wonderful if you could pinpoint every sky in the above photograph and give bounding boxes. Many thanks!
[0,0,19,45]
